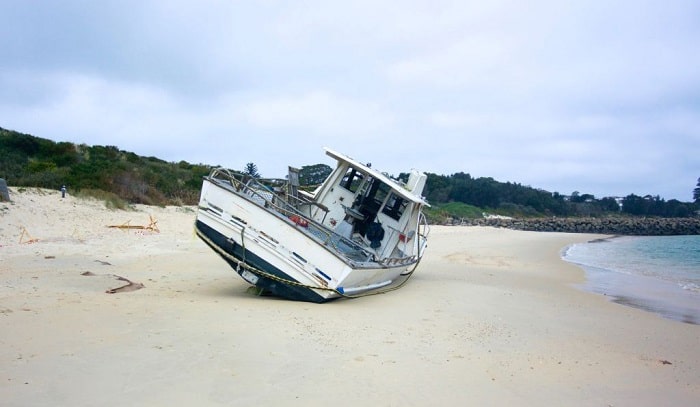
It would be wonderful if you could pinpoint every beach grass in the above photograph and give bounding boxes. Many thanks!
[75,188,129,210]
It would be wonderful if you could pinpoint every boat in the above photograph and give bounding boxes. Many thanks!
[194,148,430,303]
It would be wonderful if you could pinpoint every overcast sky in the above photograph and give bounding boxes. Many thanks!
[1,1,699,200]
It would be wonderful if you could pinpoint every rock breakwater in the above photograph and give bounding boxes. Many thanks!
[450,217,700,235]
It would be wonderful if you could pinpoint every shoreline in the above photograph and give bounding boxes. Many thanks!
[564,249,700,326]
[576,262,700,325]
[1,188,699,406]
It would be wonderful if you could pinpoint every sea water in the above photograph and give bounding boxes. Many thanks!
[563,235,700,325]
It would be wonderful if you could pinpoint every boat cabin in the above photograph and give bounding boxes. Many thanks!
[302,149,428,260]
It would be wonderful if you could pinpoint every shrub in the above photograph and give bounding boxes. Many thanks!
[75,189,128,210]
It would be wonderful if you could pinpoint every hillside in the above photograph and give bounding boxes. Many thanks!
[1,127,697,219]
[1,127,210,206]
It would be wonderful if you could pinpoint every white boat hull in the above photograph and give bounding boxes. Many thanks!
[195,178,420,302]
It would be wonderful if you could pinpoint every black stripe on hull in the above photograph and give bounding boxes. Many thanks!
[195,220,330,303]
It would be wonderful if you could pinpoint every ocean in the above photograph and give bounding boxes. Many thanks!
[563,235,700,325]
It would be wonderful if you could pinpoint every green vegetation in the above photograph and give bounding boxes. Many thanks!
[74,188,129,210]
[243,162,261,178]
[423,172,697,219]
[298,163,332,187]
[424,202,483,224]
[1,127,211,206]
[1,126,697,218]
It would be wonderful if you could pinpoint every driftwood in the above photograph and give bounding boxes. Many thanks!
[105,276,145,294]
[80,271,145,294]
[19,227,39,244]
[108,215,159,233]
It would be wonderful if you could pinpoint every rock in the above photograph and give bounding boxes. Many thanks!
[0,178,9,202]
[453,217,700,235]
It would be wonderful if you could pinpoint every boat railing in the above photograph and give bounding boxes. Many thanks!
[416,211,430,258]
[208,168,373,263]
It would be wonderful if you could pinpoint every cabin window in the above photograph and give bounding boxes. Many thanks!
[374,182,390,204]
[341,168,364,193]
[382,192,408,220]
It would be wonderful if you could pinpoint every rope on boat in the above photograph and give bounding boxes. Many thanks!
[195,224,419,300]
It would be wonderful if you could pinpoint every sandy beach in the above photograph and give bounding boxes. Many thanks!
[1,188,698,406]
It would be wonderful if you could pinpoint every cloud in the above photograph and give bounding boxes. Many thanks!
[234,90,394,137]
[1,71,214,161]
[0,1,698,200]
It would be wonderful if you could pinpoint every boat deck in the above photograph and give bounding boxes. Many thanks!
[207,174,381,267]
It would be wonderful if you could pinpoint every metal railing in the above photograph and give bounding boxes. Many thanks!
[207,168,373,263]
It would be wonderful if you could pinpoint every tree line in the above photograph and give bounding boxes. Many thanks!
[1,127,698,218]
[1,127,211,205]
[421,172,698,220]
[0,127,332,206]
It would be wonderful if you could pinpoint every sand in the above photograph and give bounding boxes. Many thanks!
[1,187,698,406]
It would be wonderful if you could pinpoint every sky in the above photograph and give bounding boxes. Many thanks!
[1,1,699,201]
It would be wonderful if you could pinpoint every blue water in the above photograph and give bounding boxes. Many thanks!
[563,235,700,325]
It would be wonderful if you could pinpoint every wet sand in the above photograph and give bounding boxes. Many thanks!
[1,188,699,406]
[577,264,700,325]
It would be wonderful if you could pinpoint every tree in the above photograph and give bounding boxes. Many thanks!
[621,194,647,215]
[598,197,620,212]
[424,173,451,203]
[243,162,261,178]
[694,177,700,203]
